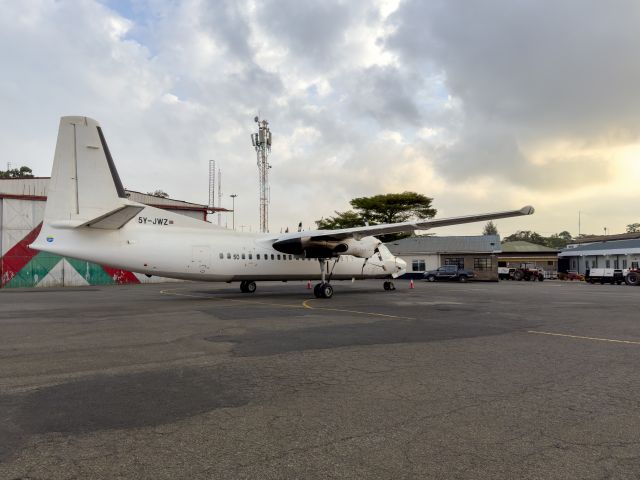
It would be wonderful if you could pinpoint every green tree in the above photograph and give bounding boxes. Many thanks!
[545,231,572,249]
[316,210,364,230]
[503,230,548,246]
[349,192,436,224]
[483,221,498,236]
[0,166,34,178]
[627,223,640,233]
[147,189,169,198]
[316,192,436,241]
[503,230,573,249]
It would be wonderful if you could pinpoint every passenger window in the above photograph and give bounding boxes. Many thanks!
[257,254,260,260]
[271,254,275,260]
[219,253,223,259]
[227,253,231,259]
[233,253,239,260]
[241,253,246,260]
[277,254,281,260]
[289,255,292,260]
[249,253,252,260]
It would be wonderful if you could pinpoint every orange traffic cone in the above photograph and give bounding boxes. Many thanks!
[307,280,312,289]
[409,279,415,289]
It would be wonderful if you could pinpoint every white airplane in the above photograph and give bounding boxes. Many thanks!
[31,116,534,299]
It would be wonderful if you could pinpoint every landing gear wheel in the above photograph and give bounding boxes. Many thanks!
[321,283,334,299]
[313,282,333,298]
[239,281,247,293]
[246,281,256,293]
[383,281,396,291]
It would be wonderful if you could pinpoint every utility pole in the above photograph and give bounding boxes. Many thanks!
[230,194,237,230]
[251,116,272,233]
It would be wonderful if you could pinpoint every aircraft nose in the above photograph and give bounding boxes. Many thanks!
[396,257,407,271]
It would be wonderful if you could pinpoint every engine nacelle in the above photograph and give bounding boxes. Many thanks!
[272,235,381,258]
[334,237,381,258]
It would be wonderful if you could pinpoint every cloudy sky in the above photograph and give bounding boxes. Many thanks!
[2,0,639,236]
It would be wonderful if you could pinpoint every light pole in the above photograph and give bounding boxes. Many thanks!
[230,194,237,230]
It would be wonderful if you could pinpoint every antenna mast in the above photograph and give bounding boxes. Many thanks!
[208,160,216,222]
[251,116,272,233]
[217,167,222,226]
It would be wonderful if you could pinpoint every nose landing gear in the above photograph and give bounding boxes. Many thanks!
[383,281,396,291]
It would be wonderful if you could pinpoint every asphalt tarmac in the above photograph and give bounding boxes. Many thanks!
[1,279,640,479]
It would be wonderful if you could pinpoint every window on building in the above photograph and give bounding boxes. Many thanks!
[585,261,590,270]
[632,261,639,269]
[474,258,492,270]
[614,259,619,269]
[623,259,628,268]
[547,261,553,266]
[219,253,224,259]
[411,259,426,272]
[445,258,464,268]
[605,259,610,268]
[571,260,577,269]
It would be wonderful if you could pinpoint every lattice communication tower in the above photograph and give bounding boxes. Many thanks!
[251,116,272,233]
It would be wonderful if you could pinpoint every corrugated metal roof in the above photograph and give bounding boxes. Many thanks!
[559,238,640,257]
[569,232,640,244]
[386,235,501,254]
[500,241,558,253]
[0,178,212,210]
[124,190,208,209]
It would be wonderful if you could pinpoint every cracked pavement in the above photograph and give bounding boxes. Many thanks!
[1,280,640,479]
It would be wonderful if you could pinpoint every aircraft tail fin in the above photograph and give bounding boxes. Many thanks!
[43,116,133,227]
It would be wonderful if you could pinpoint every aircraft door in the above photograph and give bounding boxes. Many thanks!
[191,245,211,274]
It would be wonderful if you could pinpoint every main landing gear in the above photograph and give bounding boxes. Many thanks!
[239,280,256,293]
[313,282,334,299]
[383,281,396,291]
[313,259,335,299]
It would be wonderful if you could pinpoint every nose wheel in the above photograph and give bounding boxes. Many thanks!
[383,281,396,291]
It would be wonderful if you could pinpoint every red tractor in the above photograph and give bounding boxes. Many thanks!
[511,263,545,282]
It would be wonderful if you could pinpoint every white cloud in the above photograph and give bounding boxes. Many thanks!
[1,0,638,236]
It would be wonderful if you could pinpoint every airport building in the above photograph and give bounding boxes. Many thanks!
[559,236,640,274]
[0,177,212,288]
[386,235,501,281]
[498,241,559,274]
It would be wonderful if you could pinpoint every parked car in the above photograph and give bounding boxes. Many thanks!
[423,265,475,282]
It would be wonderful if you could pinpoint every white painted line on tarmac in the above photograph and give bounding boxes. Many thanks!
[528,330,640,346]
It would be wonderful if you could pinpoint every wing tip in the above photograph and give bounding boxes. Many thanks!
[520,205,535,215]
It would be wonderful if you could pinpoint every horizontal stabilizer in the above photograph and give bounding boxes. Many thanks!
[80,205,145,229]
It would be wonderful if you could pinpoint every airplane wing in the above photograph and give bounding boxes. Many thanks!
[271,205,534,257]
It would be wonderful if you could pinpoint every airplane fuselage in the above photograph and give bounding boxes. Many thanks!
[35,205,401,282]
